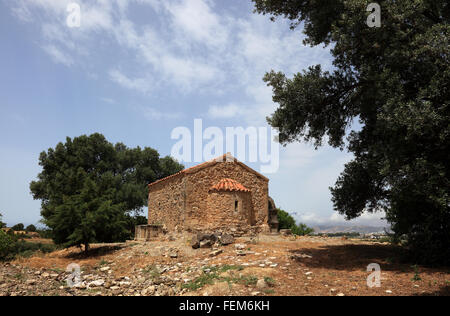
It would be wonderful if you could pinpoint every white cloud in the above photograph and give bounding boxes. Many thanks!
[42,45,74,66]
[141,106,182,120]
[9,0,332,103]
[296,211,388,227]
[279,143,319,169]
[100,97,115,104]
[10,2,33,22]
[159,55,219,91]
[79,4,114,33]
[164,0,228,49]
[208,103,242,119]
[108,69,153,94]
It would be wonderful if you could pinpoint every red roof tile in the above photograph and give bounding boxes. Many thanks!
[209,178,250,193]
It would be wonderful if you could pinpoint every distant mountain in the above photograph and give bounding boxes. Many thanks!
[312,225,390,234]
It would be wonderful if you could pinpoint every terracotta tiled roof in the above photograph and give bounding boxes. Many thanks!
[148,153,268,188]
[209,178,250,193]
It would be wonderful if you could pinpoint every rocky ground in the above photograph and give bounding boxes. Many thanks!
[0,234,449,296]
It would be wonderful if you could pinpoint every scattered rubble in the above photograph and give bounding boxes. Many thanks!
[1,234,448,296]
[280,229,292,236]
[290,253,313,260]
[256,279,267,289]
[191,232,235,249]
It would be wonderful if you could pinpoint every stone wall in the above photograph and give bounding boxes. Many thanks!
[148,175,185,231]
[147,159,269,233]
[203,191,253,230]
[184,161,269,232]
[135,225,163,241]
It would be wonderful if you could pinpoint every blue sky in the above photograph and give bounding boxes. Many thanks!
[0,0,387,228]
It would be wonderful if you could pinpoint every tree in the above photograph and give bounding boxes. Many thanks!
[253,0,449,264]
[126,215,148,237]
[0,230,14,261]
[292,223,314,236]
[277,209,313,236]
[11,223,24,231]
[25,225,37,233]
[30,133,183,252]
[277,209,296,230]
[0,213,5,229]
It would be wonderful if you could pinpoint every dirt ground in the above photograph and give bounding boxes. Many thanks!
[1,235,449,296]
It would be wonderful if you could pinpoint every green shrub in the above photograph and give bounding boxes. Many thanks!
[0,212,6,228]
[0,236,59,261]
[291,223,314,236]
[26,224,37,232]
[277,209,314,236]
[11,223,24,231]
[36,229,53,239]
[0,230,14,260]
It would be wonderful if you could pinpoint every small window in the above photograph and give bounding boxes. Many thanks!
[235,200,239,212]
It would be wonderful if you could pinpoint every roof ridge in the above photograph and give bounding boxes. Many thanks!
[148,153,268,188]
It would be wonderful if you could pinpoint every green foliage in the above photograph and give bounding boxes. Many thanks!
[11,241,58,257]
[0,230,57,261]
[182,265,256,291]
[411,265,422,281]
[264,276,275,287]
[30,133,184,252]
[277,209,296,229]
[277,209,314,236]
[36,228,53,239]
[26,224,37,232]
[0,213,5,228]
[0,230,14,260]
[11,223,24,231]
[143,264,161,279]
[125,215,148,238]
[253,0,450,265]
[182,272,218,291]
[292,223,314,236]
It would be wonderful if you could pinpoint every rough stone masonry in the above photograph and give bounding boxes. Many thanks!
[141,153,278,237]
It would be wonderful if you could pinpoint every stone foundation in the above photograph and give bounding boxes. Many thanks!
[135,224,163,241]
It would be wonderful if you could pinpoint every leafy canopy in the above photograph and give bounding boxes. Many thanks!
[277,209,314,236]
[253,0,449,264]
[30,133,184,251]
[11,223,24,231]
[0,230,14,261]
[25,225,37,233]
[0,213,5,229]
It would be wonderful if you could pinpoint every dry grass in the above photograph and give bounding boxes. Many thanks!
[12,236,450,296]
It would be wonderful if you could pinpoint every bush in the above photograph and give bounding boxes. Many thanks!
[291,223,314,236]
[36,229,53,239]
[0,230,14,260]
[0,212,6,228]
[277,209,314,236]
[277,209,296,230]
[26,224,37,232]
[0,232,59,261]
[11,223,24,231]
